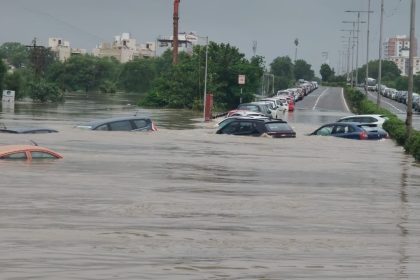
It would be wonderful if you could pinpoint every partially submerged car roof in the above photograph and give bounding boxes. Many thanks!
[0,127,58,134]
[77,116,152,129]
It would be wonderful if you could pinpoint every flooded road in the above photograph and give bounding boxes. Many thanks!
[1,90,420,279]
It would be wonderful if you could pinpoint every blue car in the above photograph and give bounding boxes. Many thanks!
[310,122,388,140]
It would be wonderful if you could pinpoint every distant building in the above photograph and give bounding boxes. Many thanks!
[93,33,156,63]
[157,31,200,54]
[48,37,87,62]
[388,56,420,76]
[384,35,417,58]
[384,35,419,76]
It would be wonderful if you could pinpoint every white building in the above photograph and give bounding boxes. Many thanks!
[48,37,87,62]
[157,31,200,55]
[93,33,156,63]
[384,35,419,76]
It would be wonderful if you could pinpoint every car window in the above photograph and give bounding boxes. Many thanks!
[238,105,259,112]
[133,119,148,129]
[316,126,333,136]
[109,120,133,131]
[237,121,256,134]
[1,152,27,160]
[265,122,291,132]
[333,125,352,134]
[221,122,240,134]
[31,151,57,159]
[95,124,109,131]
[364,117,376,123]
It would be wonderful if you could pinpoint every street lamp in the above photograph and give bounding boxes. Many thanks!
[406,0,416,135]
[199,36,209,121]
[341,31,357,86]
[377,0,384,106]
[343,20,366,86]
[345,7,373,91]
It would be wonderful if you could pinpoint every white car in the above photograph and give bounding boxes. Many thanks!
[336,114,389,128]
[260,98,288,118]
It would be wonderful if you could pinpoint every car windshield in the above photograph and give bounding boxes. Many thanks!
[238,105,260,112]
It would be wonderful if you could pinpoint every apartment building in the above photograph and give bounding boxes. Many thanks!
[385,35,420,76]
[93,33,155,63]
[48,37,87,62]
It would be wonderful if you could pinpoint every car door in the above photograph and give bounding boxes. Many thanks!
[235,121,260,136]
[332,124,357,139]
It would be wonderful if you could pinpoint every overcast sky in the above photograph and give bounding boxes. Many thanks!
[0,0,416,76]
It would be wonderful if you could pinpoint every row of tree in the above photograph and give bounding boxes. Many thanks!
[318,58,420,93]
[1,41,317,110]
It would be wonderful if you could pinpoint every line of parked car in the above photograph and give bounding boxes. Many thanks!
[371,84,420,112]
[226,80,319,120]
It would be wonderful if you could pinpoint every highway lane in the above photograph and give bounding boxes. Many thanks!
[291,86,420,131]
[296,86,350,113]
[364,89,420,130]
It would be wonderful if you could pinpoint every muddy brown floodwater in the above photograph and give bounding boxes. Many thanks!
[1,93,420,279]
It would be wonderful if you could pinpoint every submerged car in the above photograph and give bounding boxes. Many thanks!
[309,122,388,140]
[0,145,63,160]
[216,116,270,128]
[216,118,296,138]
[337,114,388,128]
[0,127,58,134]
[228,102,272,118]
[76,116,157,131]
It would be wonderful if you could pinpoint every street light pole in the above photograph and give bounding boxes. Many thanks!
[406,0,416,135]
[366,0,371,93]
[343,19,366,87]
[377,0,384,106]
[345,9,373,89]
[202,36,209,121]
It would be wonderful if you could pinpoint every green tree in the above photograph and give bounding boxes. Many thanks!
[294,59,314,81]
[395,76,408,91]
[3,71,23,99]
[0,59,6,92]
[357,60,401,81]
[47,55,119,93]
[270,56,294,80]
[140,42,264,110]
[28,79,64,103]
[320,63,334,82]
[119,58,156,93]
[0,42,29,68]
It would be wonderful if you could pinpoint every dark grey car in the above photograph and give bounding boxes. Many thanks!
[76,116,157,131]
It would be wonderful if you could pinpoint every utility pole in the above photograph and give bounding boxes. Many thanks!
[366,0,372,94]
[172,0,180,65]
[294,38,299,62]
[346,9,372,89]
[26,37,47,79]
[377,0,384,106]
[406,0,416,136]
[343,19,366,87]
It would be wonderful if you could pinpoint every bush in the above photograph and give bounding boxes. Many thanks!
[405,131,420,161]
[27,79,64,103]
[383,117,406,145]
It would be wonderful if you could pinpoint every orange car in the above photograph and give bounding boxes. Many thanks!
[0,145,63,160]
